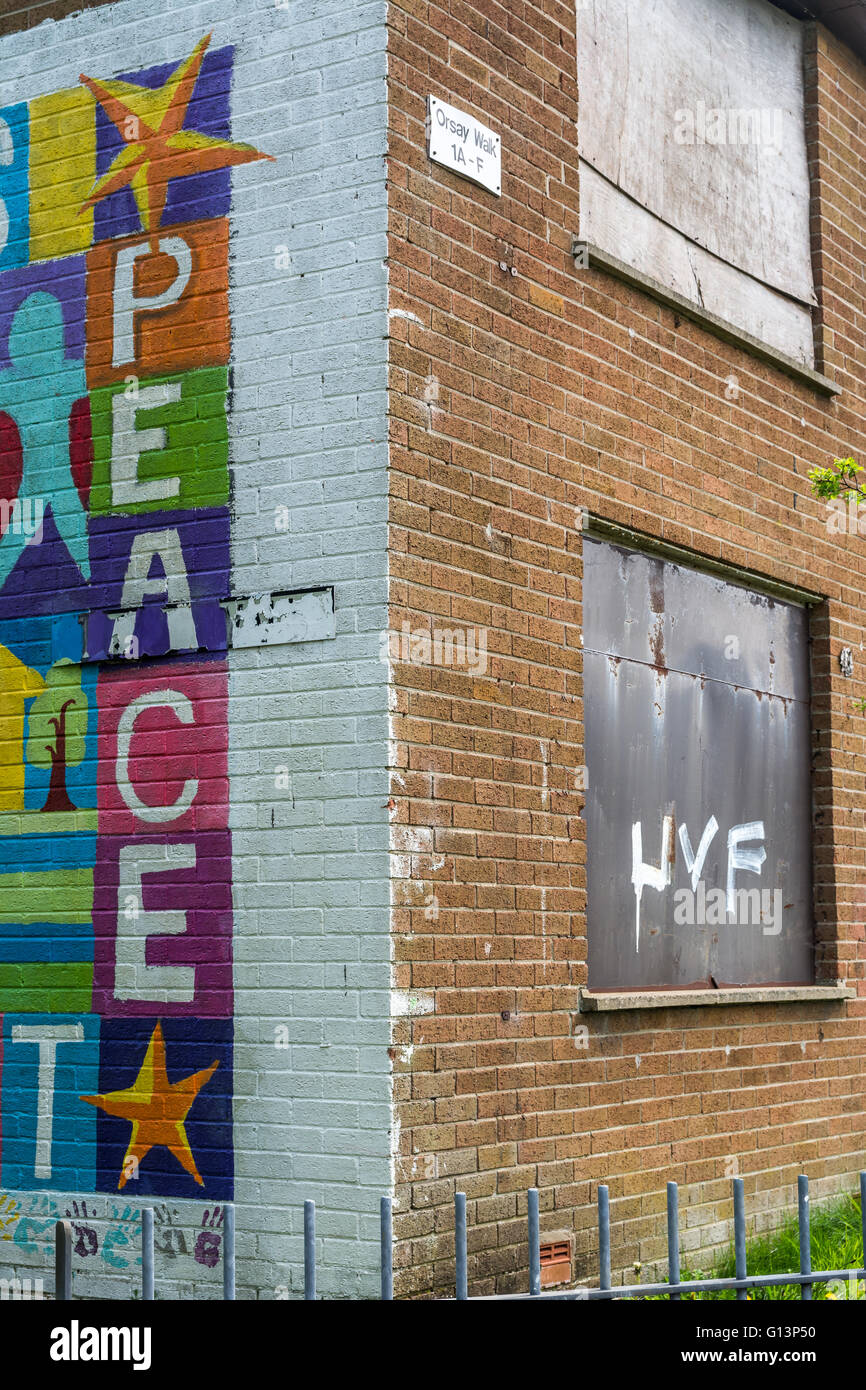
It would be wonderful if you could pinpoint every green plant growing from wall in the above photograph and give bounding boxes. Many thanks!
[810,458,866,716]
[26,659,88,813]
[809,455,866,504]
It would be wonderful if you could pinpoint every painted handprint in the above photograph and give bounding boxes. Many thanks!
[0,1195,21,1242]
[194,1207,223,1268]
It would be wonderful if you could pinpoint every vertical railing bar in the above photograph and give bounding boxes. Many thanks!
[733,1178,747,1301]
[141,1208,154,1302]
[598,1184,611,1296]
[223,1202,235,1301]
[528,1188,541,1296]
[380,1196,393,1301]
[455,1191,468,1301]
[798,1175,812,1301]
[55,1219,72,1302]
[667,1181,680,1300]
[304,1199,316,1301]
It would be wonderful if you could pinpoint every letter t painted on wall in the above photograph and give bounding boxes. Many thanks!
[10,1024,85,1181]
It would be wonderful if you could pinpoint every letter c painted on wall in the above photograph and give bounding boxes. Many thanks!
[116,689,199,823]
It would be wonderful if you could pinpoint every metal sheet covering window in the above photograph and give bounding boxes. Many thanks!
[583,537,813,991]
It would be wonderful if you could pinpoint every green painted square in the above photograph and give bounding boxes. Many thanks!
[89,367,230,515]
[0,962,93,1013]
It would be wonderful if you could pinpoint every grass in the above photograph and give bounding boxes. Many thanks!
[642,1192,865,1300]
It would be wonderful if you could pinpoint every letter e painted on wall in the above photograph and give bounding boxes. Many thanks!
[92,831,233,1017]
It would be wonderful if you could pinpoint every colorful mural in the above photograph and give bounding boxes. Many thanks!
[0,34,270,1201]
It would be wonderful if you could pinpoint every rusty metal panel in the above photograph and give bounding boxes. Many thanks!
[584,537,813,990]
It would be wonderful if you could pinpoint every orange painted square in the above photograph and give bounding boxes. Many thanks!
[85,218,230,389]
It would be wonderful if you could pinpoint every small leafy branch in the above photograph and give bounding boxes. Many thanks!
[810,458,866,718]
[809,455,866,504]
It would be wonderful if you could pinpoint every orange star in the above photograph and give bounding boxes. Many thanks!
[80,1021,219,1189]
[78,32,274,245]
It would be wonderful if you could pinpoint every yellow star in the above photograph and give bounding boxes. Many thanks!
[79,33,274,244]
[80,1021,219,1190]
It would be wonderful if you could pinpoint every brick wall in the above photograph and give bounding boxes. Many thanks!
[0,0,116,40]
[2,0,865,1304]
[0,0,391,1299]
[386,1,866,1295]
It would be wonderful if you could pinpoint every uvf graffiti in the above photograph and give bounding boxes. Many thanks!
[0,36,271,1200]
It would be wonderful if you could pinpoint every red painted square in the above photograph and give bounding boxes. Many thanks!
[96,659,228,836]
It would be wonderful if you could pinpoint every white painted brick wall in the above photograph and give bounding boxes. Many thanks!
[0,0,390,1299]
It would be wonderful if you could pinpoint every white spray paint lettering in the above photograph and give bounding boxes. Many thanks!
[678,816,719,892]
[726,821,767,917]
[631,816,673,951]
[632,816,776,949]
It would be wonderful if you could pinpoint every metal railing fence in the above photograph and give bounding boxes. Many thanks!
[37,1169,866,1299]
[464,1171,866,1302]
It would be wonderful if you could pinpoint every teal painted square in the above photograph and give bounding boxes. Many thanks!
[1,1012,99,1190]
[0,105,28,271]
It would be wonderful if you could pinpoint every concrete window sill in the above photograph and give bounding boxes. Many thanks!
[572,240,840,399]
[578,984,856,1012]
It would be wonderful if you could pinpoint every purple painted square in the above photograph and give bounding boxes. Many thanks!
[92,829,234,1017]
[0,257,86,370]
[85,507,230,661]
[93,46,234,242]
[0,509,91,620]
[95,1017,233,1198]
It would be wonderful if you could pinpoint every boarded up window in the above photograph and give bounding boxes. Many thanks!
[577,0,816,365]
[583,538,813,990]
